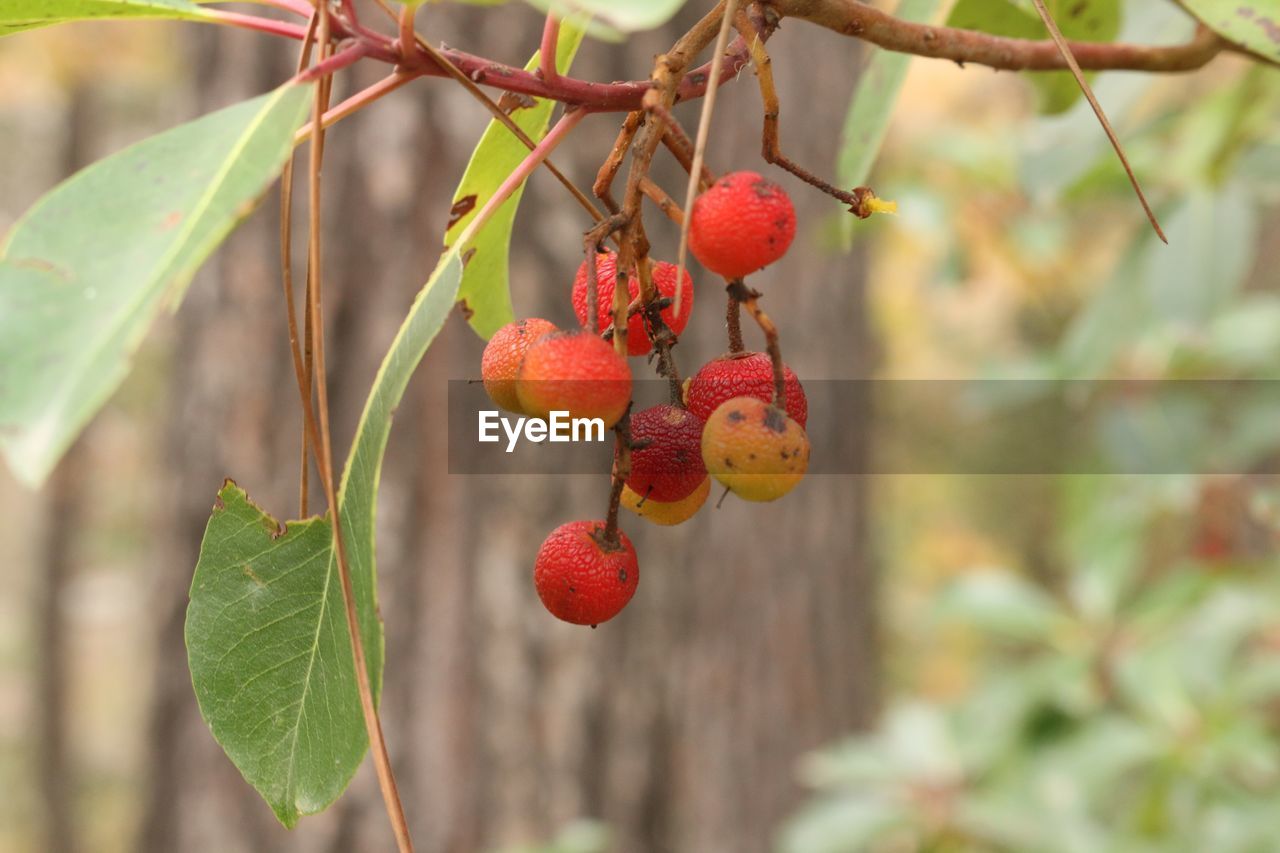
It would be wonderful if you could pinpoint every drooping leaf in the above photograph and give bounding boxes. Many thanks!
[0,0,207,36]
[445,18,585,338]
[948,0,1121,114]
[520,0,687,39]
[836,0,943,245]
[1179,0,1280,64]
[0,82,313,487]
[186,248,464,826]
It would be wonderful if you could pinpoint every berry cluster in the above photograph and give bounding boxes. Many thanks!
[480,171,811,626]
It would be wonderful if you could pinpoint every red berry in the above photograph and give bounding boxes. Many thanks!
[516,330,633,429]
[534,521,639,626]
[685,352,808,427]
[572,251,694,357]
[624,404,707,502]
[688,171,795,279]
[481,318,557,413]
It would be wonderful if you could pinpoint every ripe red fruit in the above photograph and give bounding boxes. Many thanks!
[572,251,694,356]
[688,170,795,279]
[481,318,557,413]
[534,521,639,626]
[624,404,707,502]
[516,330,632,429]
[685,352,808,427]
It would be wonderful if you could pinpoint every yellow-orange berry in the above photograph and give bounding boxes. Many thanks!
[621,477,710,526]
[481,318,557,413]
[701,396,809,502]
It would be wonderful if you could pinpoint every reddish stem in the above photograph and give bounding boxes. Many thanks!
[298,42,371,82]
[202,9,310,40]
[539,14,561,85]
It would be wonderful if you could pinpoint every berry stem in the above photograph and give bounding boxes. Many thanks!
[727,279,786,406]
[635,256,684,404]
[593,111,643,214]
[639,177,685,225]
[726,283,745,354]
[604,409,633,547]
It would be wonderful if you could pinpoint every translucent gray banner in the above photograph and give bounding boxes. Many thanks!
[446,379,1280,475]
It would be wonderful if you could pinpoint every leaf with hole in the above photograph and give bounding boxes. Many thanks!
[0,82,313,488]
[445,17,585,338]
[186,246,464,826]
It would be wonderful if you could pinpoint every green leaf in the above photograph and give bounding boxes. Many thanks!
[836,0,943,246]
[520,0,687,38]
[445,18,585,338]
[0,82,313,488]
[948,0,1121,114]
[0,0,207,36]
[935,570,1065,642]
[1179,0,1280,63]
[185,484,353,828]
[186,248,464,826]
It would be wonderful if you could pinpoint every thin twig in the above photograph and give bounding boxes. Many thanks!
[674,0,739,318]
[280,12,320,517]
[1030,0,1167,243]
[304,8,414,850]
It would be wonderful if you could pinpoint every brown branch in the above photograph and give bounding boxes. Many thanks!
[251,0,1255,119]
[304,11,414,851]
[773,0,1229,72]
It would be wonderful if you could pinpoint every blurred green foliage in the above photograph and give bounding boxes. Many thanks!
[785,1,1280,849]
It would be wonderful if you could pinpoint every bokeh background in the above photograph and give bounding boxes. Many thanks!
[1,1,1278,851]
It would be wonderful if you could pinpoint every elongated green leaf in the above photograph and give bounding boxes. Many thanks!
[1179,0,1280,63]
[187,248,464,826]
[948,0,1120,114]
[0,0,206,36]
[0,82,313,488]
[445,19,585,338]
[837,0,942,245]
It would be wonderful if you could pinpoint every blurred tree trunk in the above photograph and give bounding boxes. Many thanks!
[138,7,878,853]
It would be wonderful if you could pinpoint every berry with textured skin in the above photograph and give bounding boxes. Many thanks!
[481,318,557,413]
[622,477,710,526]
[624,404,707,502]
[516,330,632,429]
[534,521,639,625]
[572,251,694,356]
[685,352,808,427]
[701,396,810,502]
[689,171,795,279]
